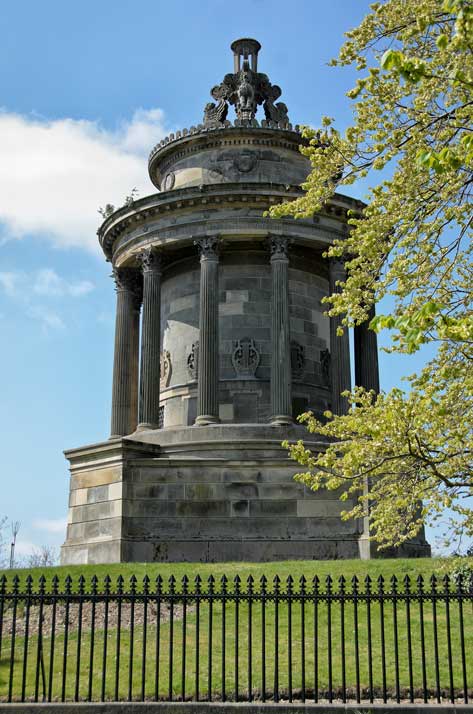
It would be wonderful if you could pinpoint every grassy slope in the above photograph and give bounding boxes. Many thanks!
[1,557,471,702]
[0,557,452,591]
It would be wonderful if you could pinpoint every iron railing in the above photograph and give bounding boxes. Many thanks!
[0,573,472,704]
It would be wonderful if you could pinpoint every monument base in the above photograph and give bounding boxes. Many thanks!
[61,425,430,565]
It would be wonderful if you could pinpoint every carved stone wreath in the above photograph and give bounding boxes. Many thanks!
[187,342,199,381]
[160,350,172,388]
[320,348,331,387]
[291,340,305,380]
[232,338,260,378]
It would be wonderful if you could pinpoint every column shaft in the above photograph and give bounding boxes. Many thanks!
[270,236,293,424]
[110,268,142,437]
[195,236,220,425]
[354,305,380,392]
[138,248,162,429]
[329,259,351,415]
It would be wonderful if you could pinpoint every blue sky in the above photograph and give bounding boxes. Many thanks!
[0,0,440,560]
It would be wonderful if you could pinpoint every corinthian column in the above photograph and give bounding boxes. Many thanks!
[195,236,220,425]
[270,236,293,425]
[110,267,142,437]
[354,305,380,393]
[137,247,162,430]
[329,258,351,415]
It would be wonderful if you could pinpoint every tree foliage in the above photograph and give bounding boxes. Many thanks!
[272,0,473,549]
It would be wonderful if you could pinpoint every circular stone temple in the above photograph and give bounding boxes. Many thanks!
[61,40,430,564]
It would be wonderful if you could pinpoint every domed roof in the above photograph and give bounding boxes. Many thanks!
[148,39,313,192]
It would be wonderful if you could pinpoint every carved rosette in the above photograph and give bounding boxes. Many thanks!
[232,338,260,378]
[138,247,162,273]
[290,341,305,380]
[194,235,220,261]
[187,342,199,381]
[160,350,172,388]
[112,267,142,309]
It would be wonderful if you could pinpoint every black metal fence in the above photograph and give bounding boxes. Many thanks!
[0,573,472,704]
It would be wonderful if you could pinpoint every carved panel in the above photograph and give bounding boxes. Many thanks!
[291,340,305,380]
[187,341,199,381]
[320,348,331,387]
[231,338,260,378]
[160,350,172,388]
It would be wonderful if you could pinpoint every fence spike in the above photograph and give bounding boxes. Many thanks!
[351,574,359,593]
[430,573,437,591]
[286,574,294,593]
[326,574,333,592]
[0,574,6,593]
[299,574,307,593]
[208,574,215,593]
[104,574,111,594]
[260,574,267,593]
[312,574,320,593]
[377,574,385,593]
[442,573,450,593]
[65,574,72,594]
[339,575,346,592]
[117,574,124,594]
[416,574,424,592]
[91,574,98,594]
[12,574,20,594]
[25,574,33,594]
[194,574,202,593]
[403,574,411,592]
[220,574,228,592]
[155,574,163,594]
[143,574,150,594]
[390,574,398,593]
[52,574,59,595]
[39,574,46,595]
[247,574,254,593]
[169,574,176,594]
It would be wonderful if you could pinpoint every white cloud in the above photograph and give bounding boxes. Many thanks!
[28,305,65,331]
[33,268,94,297]
[33,517,68,534]
[0,268,92,330]
[0,107,168,252]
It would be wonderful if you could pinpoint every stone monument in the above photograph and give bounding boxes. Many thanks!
[61,39,430,564]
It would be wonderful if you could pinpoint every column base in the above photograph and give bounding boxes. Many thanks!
[195,415,220,426]
[270,414,294,425]
[136,422,159,432]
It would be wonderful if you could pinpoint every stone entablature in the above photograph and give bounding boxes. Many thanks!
[98,182,361,262]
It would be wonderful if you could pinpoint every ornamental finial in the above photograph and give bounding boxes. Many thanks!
[203,39,290,127]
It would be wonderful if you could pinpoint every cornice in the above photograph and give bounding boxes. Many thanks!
[98,182,364,261]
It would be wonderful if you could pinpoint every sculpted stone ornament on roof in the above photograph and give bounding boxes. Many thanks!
[203,38,290,127]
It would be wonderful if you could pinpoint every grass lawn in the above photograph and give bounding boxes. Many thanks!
[1,557,471,703]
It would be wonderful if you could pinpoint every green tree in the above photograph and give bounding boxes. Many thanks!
[271,0,473,549]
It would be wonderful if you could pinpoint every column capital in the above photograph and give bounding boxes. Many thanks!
[112,267,142,309]
[268,235,290,261]
[329,256,346,278]
[137,246,162,273]
[194,235,220,261]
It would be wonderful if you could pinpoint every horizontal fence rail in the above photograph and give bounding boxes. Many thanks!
[0,573,472,704]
